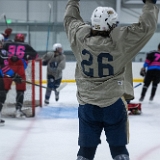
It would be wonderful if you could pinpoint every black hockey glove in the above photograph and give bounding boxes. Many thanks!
[143,0,157,4]
[12,73,22,83]
[42,61,48,66]
[140,68,146,77]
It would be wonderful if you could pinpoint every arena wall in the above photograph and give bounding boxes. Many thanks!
[42,62,144,83]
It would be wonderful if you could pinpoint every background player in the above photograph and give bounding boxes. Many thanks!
[64,0,159,159]
[139,43,160,102]
[42,43,66,104]
[3,33,39,118]
[0,34,22,125]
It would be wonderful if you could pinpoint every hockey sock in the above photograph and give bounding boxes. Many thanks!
[77,147,97,160]
[109,145,129,159]
[0,103,3,112]
[45,88,52,100]
[141,86,148,98]
[150,85,157,99]
[0,91,7,112]
[16,90,24,110]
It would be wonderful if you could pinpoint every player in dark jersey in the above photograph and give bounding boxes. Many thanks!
[3,33,38,118]
[139,43,160,102]
[0,34,22,125]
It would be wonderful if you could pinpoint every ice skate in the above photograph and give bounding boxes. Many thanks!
[0,119,5,126]
[149,96,153,101]
[139,96,144,102]
[0,113,5,126]
[114,154,130,160]
[15,109,26,119]
[44,99,49,105]
[76,156,89,160]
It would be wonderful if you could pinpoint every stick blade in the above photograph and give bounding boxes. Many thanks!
[57,83,67,92]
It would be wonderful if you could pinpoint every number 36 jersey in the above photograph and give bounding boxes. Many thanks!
[64,0,159,107]
[3,41,38,62]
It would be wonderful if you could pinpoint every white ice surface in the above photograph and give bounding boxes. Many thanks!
[0,82,160,160]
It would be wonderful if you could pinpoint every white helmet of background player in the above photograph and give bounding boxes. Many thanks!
[91,7,118,32]
[53,43,63,54]
[0,34,4,48]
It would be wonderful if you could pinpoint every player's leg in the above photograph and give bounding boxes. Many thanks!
[110,145,129,160]
[54,78,62,101]
[149,73,160,101]
[103,98,129,160]
[15,78,26,118]
[0,77,7,125]
[44,75,55,104]
[150,83,157,101]
[15,90,26,118]
[77,104,103,160]
[139,71,152,101]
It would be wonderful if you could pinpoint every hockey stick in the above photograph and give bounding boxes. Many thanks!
[4,74,67,92]
[134,83,142,89]
[56,83,67,92]
[22,80,67,92]
[3,14,8,28]
[46,3,52,52]
[0,13,5,20]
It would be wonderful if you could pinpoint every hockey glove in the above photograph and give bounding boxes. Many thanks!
[5,28,12,36]
[2,28,13,39]
[143,0,157,4]
[140,68,146,77]
[12,73,22,83]
[42,61,48,66]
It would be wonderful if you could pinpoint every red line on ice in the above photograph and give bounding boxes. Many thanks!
[7,114,40,160]
[137,145,160,160]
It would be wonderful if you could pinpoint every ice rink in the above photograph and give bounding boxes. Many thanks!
[0,82,160,160]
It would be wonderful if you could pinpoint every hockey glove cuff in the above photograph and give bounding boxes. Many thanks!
[140,68,146,77]
[143,0,157,4]
[12,73,22,83]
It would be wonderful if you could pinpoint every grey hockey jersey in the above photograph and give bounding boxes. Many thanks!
[42,51,66,80]
[64,0,159,107]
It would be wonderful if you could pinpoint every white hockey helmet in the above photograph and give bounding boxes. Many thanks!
[0,34,4,47]
[0,34,4,42]
[91,7,118,32]
[53,43,63,51]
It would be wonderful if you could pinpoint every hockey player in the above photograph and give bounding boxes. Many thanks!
[0,34,22,125]
[139,43,160,102]
[42,43,66,104]
[3,33,38,118]
[64,0,159,160]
